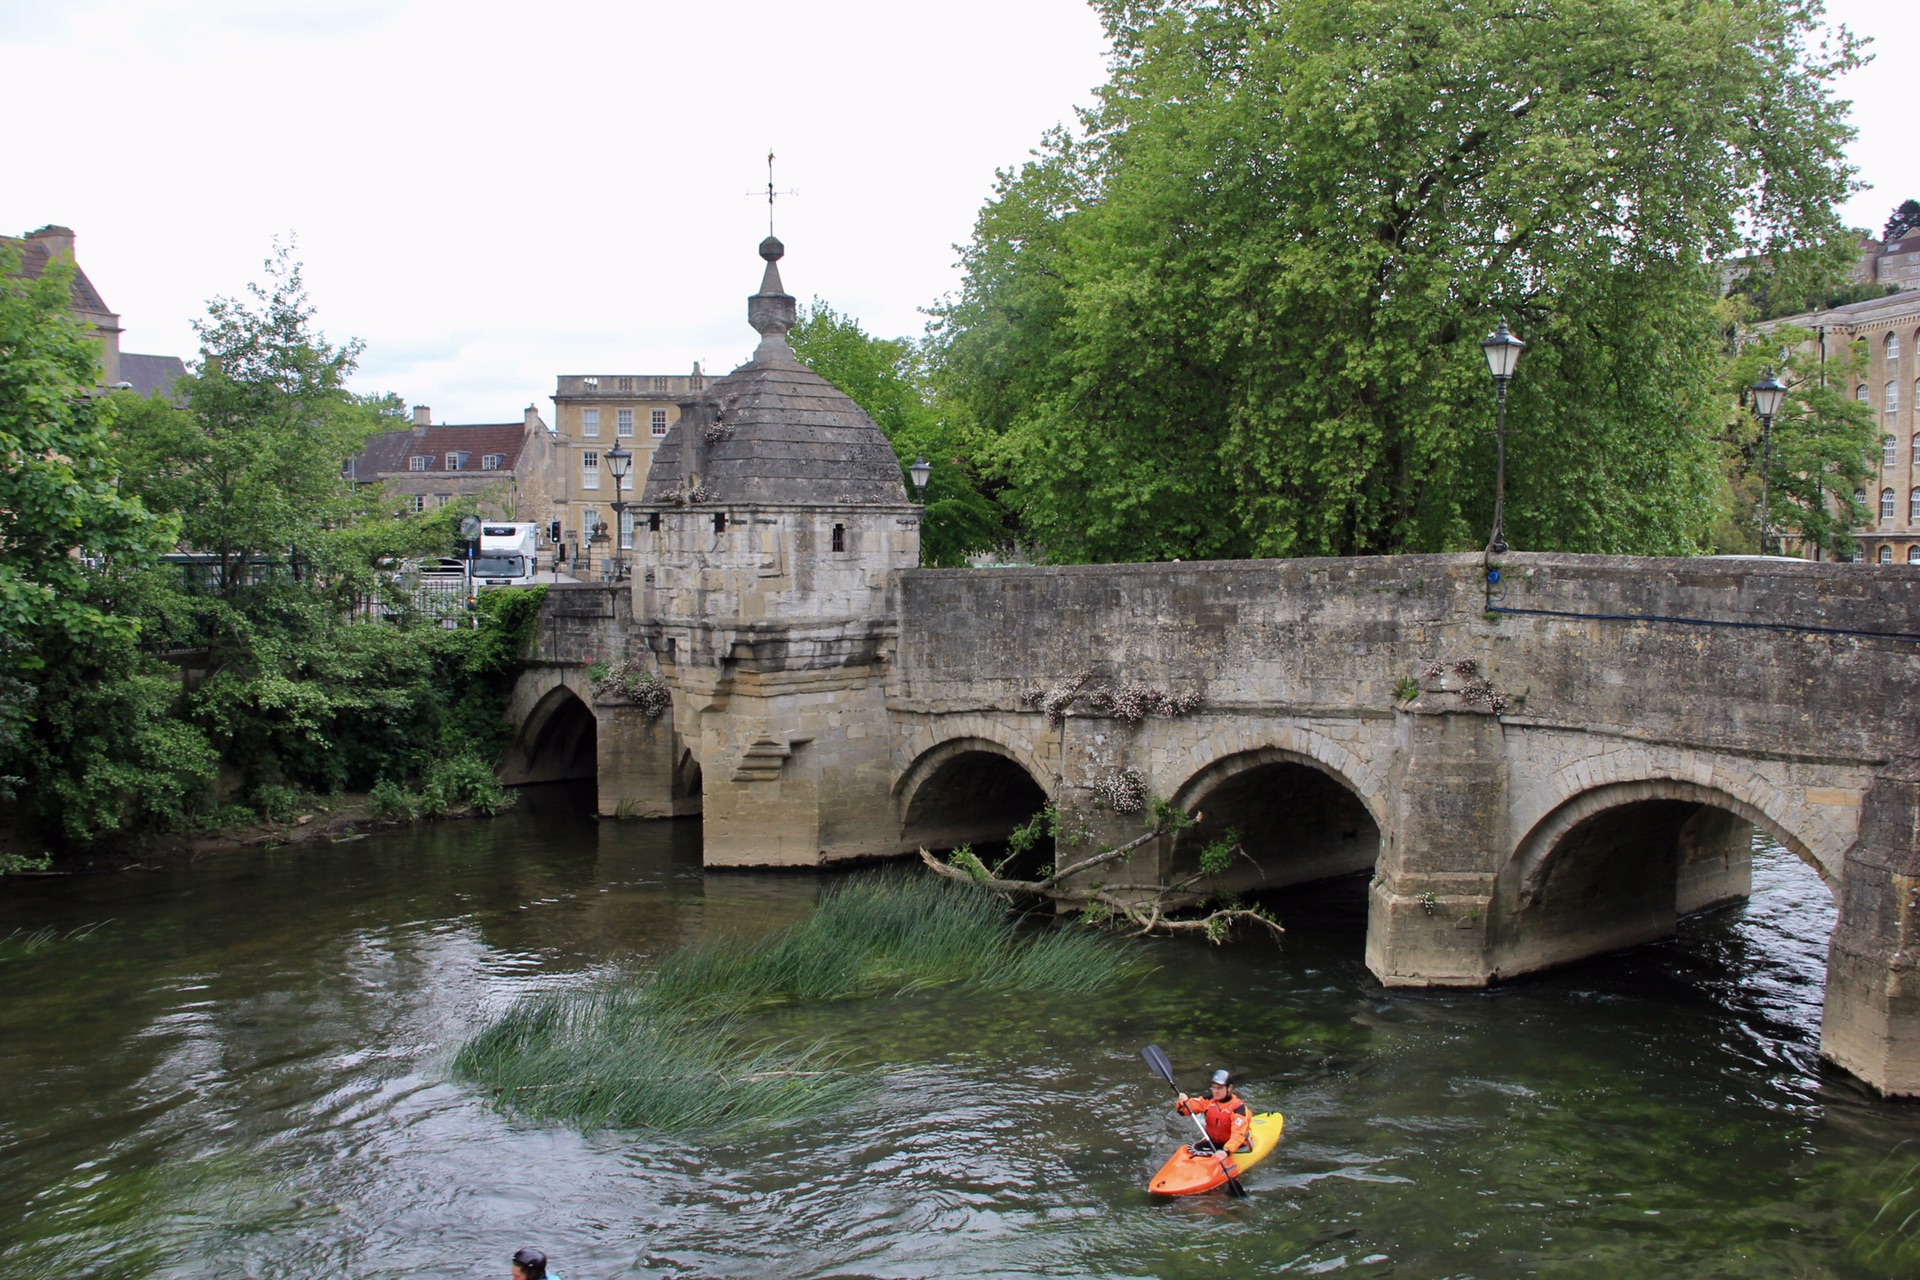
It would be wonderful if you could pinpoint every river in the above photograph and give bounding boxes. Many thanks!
[3,787,1916,1278]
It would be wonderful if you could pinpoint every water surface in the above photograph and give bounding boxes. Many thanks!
[3,793,1916,1278]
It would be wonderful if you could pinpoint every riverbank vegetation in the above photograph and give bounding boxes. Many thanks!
[453,871,1140,1133]
[0,242,536,855]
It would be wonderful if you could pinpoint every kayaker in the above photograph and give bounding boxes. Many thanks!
[511,1247,555,1280]
[1176,1069,1251,1154]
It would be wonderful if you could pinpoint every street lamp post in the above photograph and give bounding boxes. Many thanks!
[908,454,932,501]
[1479,317,1526,555]
[1749,367,1788,556]
[605,444,633,581]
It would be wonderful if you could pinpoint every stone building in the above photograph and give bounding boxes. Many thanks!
[547,235,922,859]
[3,224,187,397]
[548,365,709,561]
[1770,287,1920,565]
[348,404,561,525]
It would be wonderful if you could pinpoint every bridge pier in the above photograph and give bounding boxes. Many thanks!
[1821,758,1920,1097]
[1366,676,1504,986]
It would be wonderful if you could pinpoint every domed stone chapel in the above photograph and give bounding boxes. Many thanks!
[617,237,925,864]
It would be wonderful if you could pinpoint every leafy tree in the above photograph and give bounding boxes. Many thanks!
[933,0,1865,562]
[789,300,1005,565]
[0,243,174,661]
[115,242,390,612]
[1884,200,1920,243]
[0,244,198,837]
[1718,323,1873,559]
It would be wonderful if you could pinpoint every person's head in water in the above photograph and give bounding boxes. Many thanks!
[511,1248,548,1280]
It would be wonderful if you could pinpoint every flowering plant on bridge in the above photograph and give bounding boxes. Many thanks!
[1020,668,1205,728]
[590,659,671,719]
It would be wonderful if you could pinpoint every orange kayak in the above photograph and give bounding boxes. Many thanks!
[1148,1112,1285,1195]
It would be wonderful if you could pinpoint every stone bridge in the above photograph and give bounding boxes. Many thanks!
[504,550,1920,1095]
[496,237,1920,1093]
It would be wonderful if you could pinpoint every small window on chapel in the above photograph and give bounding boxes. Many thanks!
[831,523,845,552]
[648,513,661,532]
[713,512,727,534]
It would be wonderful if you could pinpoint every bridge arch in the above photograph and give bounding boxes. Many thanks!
[1168,744,1383,894]
[894,736,1051,864]
[1490,777,1829,980]
[501,670,599,787]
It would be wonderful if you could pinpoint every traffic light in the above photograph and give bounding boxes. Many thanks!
[548,519,562,543]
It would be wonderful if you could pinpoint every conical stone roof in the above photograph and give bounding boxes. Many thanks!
[642,237,908,507]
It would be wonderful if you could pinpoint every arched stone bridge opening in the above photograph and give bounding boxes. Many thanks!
[1168,748,1382,899]
[895,738,1052,877]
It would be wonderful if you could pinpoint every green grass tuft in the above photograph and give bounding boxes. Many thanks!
[453,870,1139,1133]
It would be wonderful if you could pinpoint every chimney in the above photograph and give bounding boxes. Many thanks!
[27,224,75,260]
[411,405,431,434]
[524,404,542,430]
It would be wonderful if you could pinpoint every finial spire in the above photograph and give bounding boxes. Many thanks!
[748,234,796,354]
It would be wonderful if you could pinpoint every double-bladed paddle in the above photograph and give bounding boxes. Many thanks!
[1141,1043,1248,1198]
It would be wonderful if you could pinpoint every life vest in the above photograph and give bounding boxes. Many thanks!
[1179,1091,1249,1148]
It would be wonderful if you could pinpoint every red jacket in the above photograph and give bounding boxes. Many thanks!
[1177,1091,1250,1150]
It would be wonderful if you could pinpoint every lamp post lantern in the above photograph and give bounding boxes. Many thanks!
[1479,316,1526,555]
[1749,367,1787,556]
[908,454,932,501]
[604,444,633,580]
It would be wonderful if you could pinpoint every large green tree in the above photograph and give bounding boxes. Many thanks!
[0,244,173,662]
[789,300,1005,566]
[933,0,1865,562]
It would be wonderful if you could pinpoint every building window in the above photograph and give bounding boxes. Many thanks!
[582,451,600,489]
[436,494,452,508]
[831,523,845,552]
[1856,385,1870,403]
[582,408,600,438]
[652,376,668,391]
[652,408,668,436]
[406,494,425,514]
[617,408,634,437]
[1880,545,1895,564]
[619,510,634,550]
[1914,434,1920,467]
[1910,546,1920,565]
[1886,436,1899,468]
[1882,488,1896,521]
[713,512,727,534]
[648,512,660,532]
[410,455,429,471]
[482,454,503,471]
[1889,382,1902,419]
[618,376,632,392]
[583,508,602,536]
[1890,333,1903,364]
[447,453,465,471]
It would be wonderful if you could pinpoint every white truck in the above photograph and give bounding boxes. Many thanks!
[471,522,542,587]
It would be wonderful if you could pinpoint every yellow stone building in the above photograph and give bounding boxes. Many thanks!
[546,367,708,565]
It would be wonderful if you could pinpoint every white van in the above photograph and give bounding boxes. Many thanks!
[473,522,541,587]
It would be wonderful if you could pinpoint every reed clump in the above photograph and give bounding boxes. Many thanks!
[453,870,1137,1133]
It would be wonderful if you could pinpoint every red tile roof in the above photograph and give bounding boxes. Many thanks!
[350,422,530,478]
[2,232,113,316]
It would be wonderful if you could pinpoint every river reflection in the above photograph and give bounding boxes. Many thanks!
[2,790,1916,1278]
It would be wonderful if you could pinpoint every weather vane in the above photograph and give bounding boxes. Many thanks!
[751,148,798,235]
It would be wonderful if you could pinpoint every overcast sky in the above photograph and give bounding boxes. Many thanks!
[2,0,1911,422]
